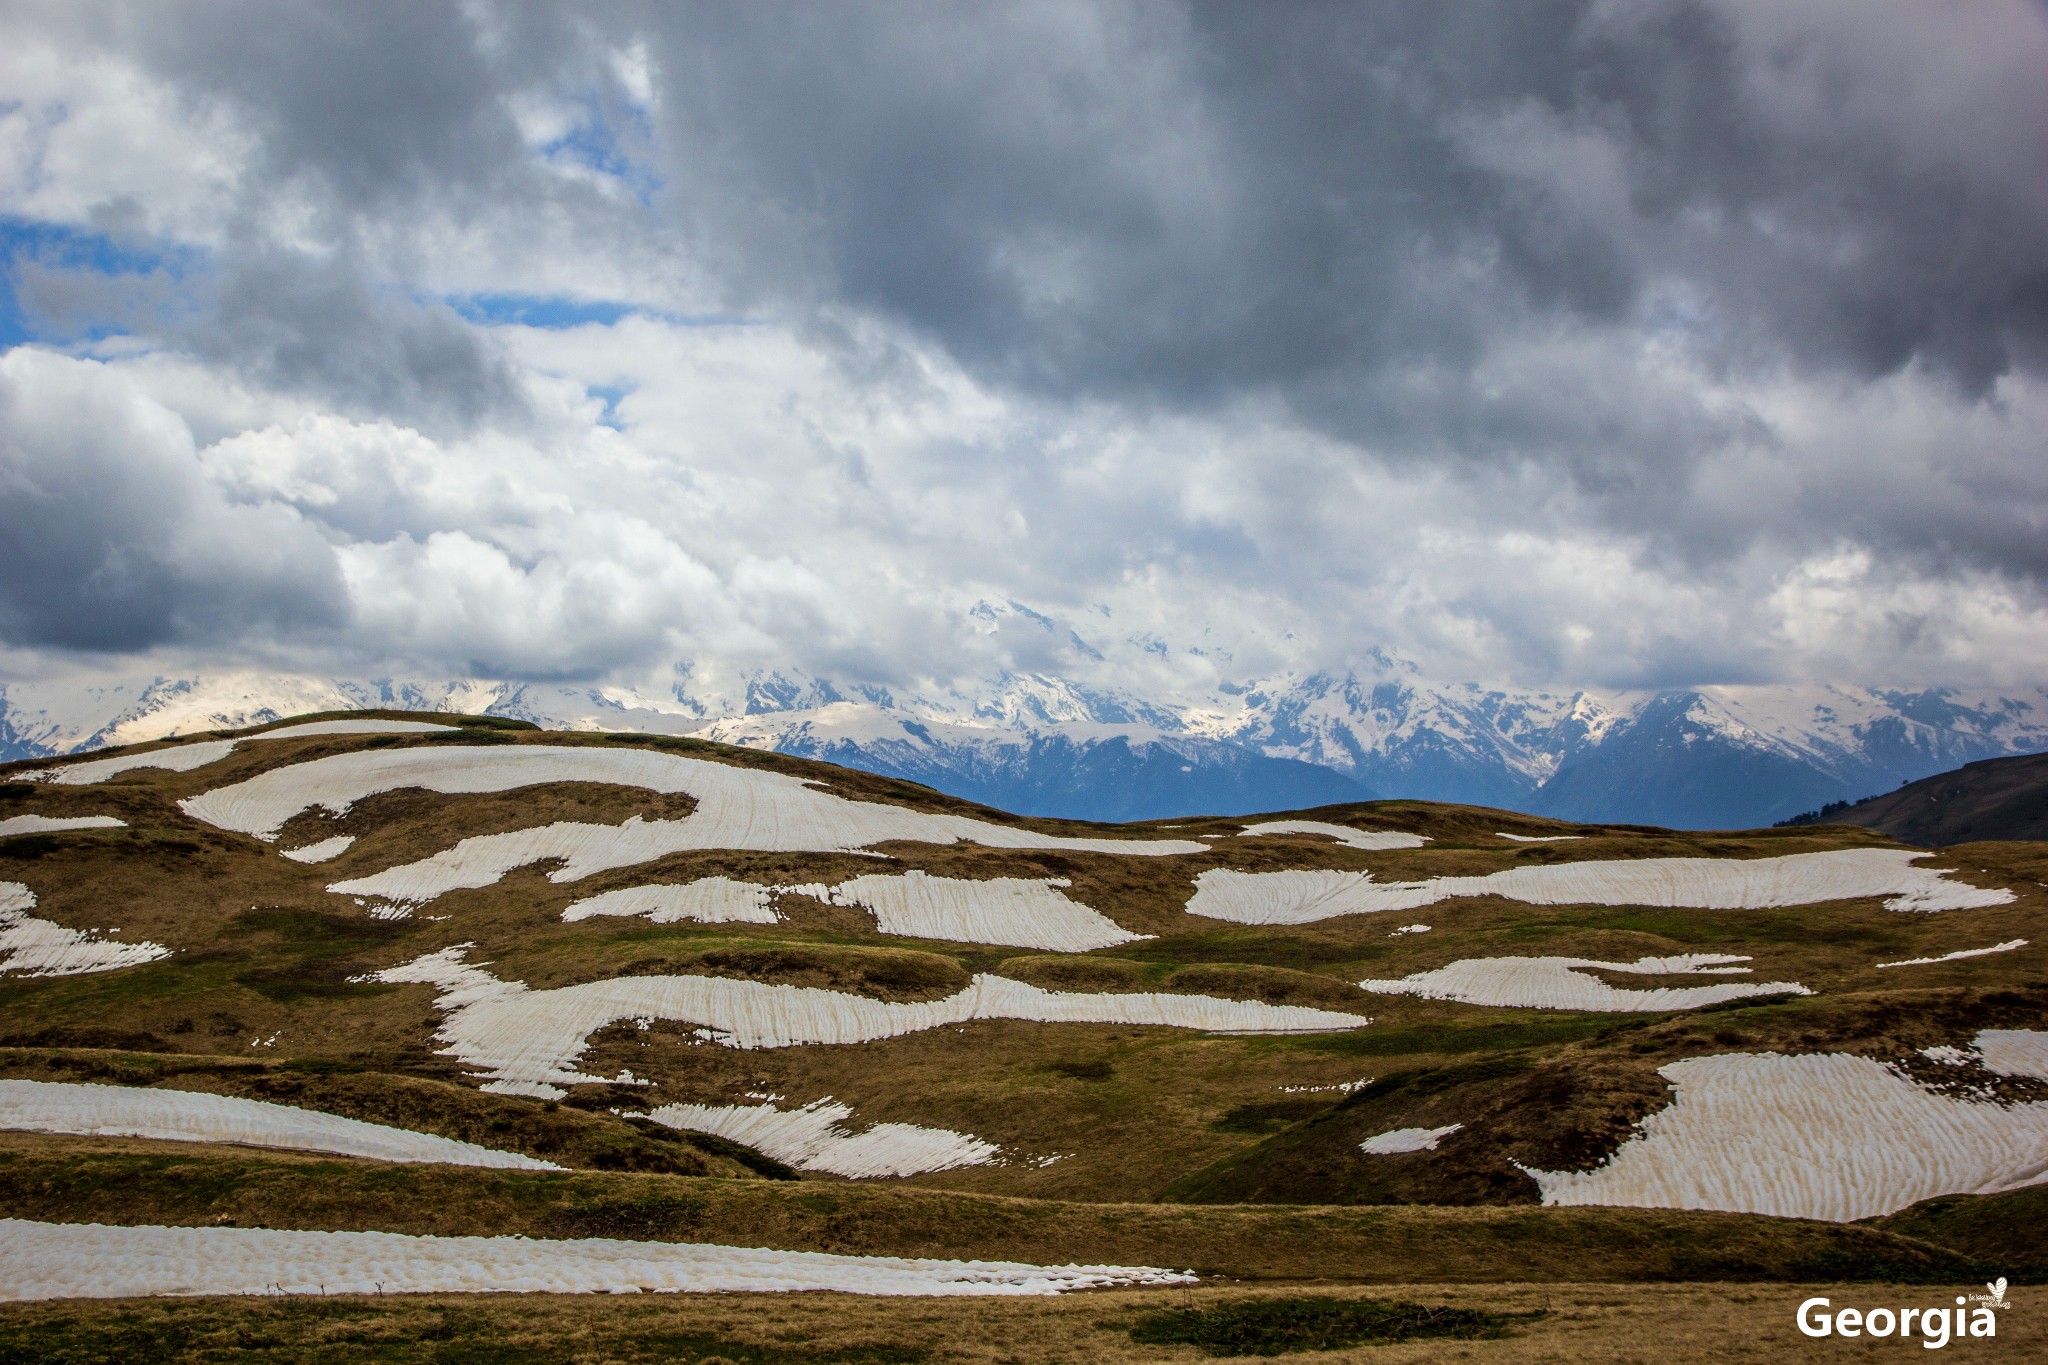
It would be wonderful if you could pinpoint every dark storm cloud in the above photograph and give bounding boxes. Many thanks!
[0,351,347,651]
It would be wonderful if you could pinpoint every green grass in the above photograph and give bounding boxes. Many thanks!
[1124,1296,1545,1355]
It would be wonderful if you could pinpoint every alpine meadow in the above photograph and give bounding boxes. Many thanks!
[3,3,2047,1362]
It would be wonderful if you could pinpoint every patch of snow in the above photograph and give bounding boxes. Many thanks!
[1975,1029,2048,1081]
[0,1219,1193,1300]
[29,740,241,785]
[0,815,125,837]
[813,871,1146,952]
[0,882,170,978]
[1359,1123,1461,1154]
[1185,849,2012,925]
[1359,953,1809,1013]
[1279,1078,1371,1095]
[640,1097,1000,1178]
[1875,940,2028,969]
[1921,1045,1974,1066]
[1521,1051,2048,1221]
[1389,924,1431,936]
[177,746,1203,908]
[281,836,356,864]
[369,946,1371,1098]
[564,878,781,926]
[27,720,458,786]
[1497,833,1583,842]
[0,1080,557,1169]
[1236,821,1429,851]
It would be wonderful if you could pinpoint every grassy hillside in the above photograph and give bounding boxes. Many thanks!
[2,712,2044,1342]
[1824,750,2048,845]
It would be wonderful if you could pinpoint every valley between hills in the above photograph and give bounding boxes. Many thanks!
[1,713,2042,1360]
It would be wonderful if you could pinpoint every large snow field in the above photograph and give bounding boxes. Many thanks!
[1234,820,1429,851]
[563,872,1142,951]
[177,746,1204,906]
[371,946,1371,1097]
[0,814,125,836]
[808,872,1146,952]
[27,719,457,786]
[564,877,782,926]
[0,882,169,977]
[1876,939,2028,969]
[641,1096,1000,1178]
[1358,1124,1461,1154]
[0,1080,558,1169]
[0,1219,1193,1300]
[1522,1050,2048,1221]
[1359,953,1811,1012]
[1184,848,2013,925]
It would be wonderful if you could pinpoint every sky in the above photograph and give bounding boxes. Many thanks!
[2,0,2045,708]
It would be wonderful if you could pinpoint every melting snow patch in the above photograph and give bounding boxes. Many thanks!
[369,946,1371,1097]
[0,1219,1193,1300]
[1359,1124,1461,1154]
[808,872,1147,952]
[1497,833,1583,842]
[641,1097,1000,1177]
[1975,1029,2048,1081]
[565,878,781,926]
[1389,924,1431,936]
[1876,940,2028,969]
[0,882,170,977]
[1236,821,1429,851]
[1359,954,1809,1012]
[281,836,355,864]
[0,815,125,837]
[1280,1078,1371,1095]
[176,746,1203,908]
[1522,1051,2048,1221]
[1185,849,2011,925]
[0,1080,557,1169]
[28,720,457,786]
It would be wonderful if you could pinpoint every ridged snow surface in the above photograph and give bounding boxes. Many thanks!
[178,746,1203,907]
[0,1080,557,1169]
[642,1097,1000,1177]
[1522,1051,2048,1221]
[1975,1029,2048,1080]
[29,719,456,786]
[1876,940,2029,969]
[1235,821,1429,851]
[371,946,1370,1097]
[1359,1124,1461,1154]
[806,872,1145,952]
[0,1219,1192,1300]
[1359,954,1810,1012]
[1185,849,2011,925]
[281,836,356,864]
[0,882,169,977]
[564,878,781,926]
[0,815,125,836]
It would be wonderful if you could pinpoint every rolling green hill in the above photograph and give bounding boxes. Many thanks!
[2,714,2043,1354]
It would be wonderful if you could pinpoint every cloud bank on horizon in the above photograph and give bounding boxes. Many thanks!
[2,1,2045,699]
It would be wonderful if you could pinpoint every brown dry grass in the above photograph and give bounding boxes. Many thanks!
[0,1281,2035,1363]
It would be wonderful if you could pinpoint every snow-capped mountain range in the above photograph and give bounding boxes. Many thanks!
[4,659,2044,829]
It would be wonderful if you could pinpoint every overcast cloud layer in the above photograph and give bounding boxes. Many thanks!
[2,0,2045,701]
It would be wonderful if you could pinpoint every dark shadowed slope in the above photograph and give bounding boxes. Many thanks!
[1832,752,2048,846]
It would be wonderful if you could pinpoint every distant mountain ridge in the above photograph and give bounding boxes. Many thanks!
[1,666,2043,828]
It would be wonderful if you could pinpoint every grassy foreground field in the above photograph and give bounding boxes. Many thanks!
[1,1280,2036,1364]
